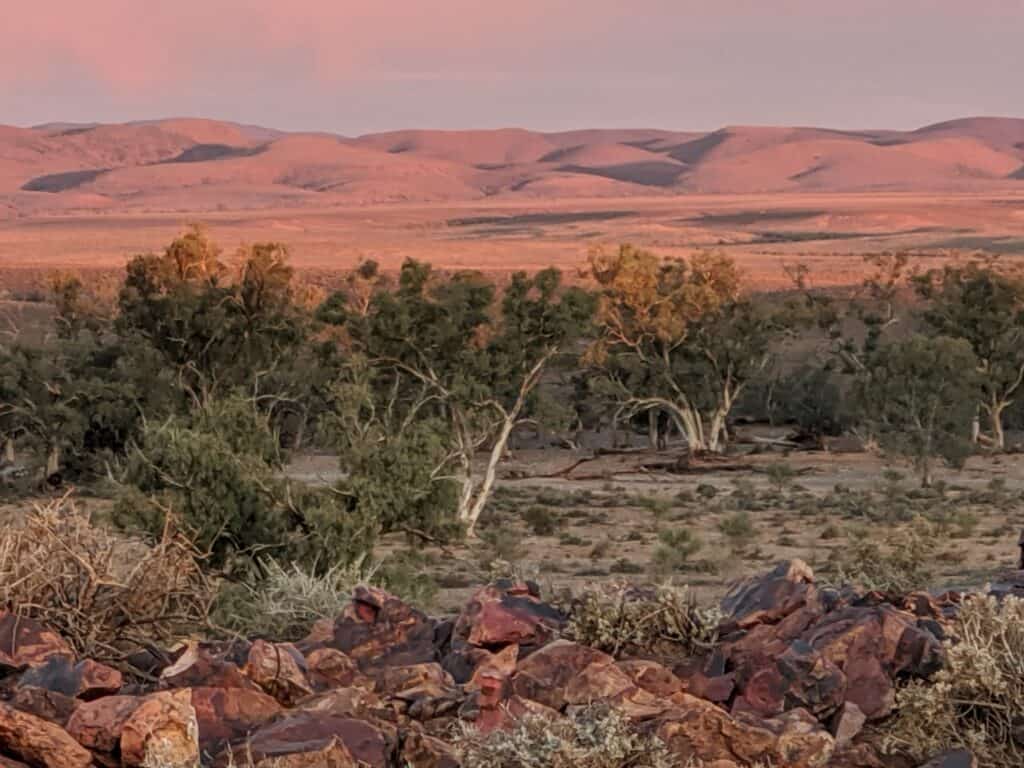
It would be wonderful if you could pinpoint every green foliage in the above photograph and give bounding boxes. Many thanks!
[856,334,980,486]
[718,511,756,549]
[521,505,562,536]
[652,528,703,574]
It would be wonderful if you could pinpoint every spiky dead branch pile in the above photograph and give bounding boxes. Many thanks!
[0,494,214,661]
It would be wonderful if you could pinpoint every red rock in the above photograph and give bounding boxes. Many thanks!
[400,730,459,768]
[720,560,819,632]
[299,588,438,671]
[160,642,257,690]
[0,613,74,671]
[679,670,735,704]
[243,712,392,768]
[66,695,141,753]
[510,640,612,710]
[119,690,199,768]
[455,581,564,649]
[190,686,282,752]
[467,644,518,692]
[305,648,360,690]
[19,657,122,700]
[245,640,313,705]
[564,660,635,705]
[616,659,682,697]
[831,701,867,748]
[294,687,385,720]
[374,663,452,696]
[9,687,77,727]
[0,701,91,768]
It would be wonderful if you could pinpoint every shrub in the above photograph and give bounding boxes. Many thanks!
[696,483,718,499]
[764,462,798,492]
[884,595,1024,766]
[0,496,213,660]
[566,582,721,657]
[455,704,672,768]
[718,511,756,549]
[652,528,702,574]
[830,518,937,593]
[522,505,561,536]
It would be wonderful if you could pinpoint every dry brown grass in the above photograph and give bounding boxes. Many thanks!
[0,493,214,661]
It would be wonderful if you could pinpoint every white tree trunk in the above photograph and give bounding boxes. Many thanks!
[459,414,517,536]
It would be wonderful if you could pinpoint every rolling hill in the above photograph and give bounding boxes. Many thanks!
[3,116,1024,213]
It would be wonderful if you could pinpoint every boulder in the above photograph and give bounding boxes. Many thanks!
[9,687,77,727]
[299,587,437,671]
[0,613,74,672]
[244,640,313,705]
[720,560,819,632]
[616,659,683,697]
[119,690,199,768]
[66,695,140,753]
[563,660,635,706]
[19,657,122,700]
[0,701,91,768]
[510,640,612,710]
[831,701,867,749]
[400,730,459,768]
[453,580,564,651]
[190,686,282,752]
[305,648,361,690]
[160,642,257,690]
[241,712,392,768]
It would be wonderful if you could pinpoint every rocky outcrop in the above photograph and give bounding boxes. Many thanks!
[0,562,955,768]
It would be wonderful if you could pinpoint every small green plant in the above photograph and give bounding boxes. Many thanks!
[652,528,702,574]
[830,517,938,594]
[718,511,756,551]
[521,505,562,536]
[696,483,718,499]
[764,461,797,492]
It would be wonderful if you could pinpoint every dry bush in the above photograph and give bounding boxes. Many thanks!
[0,494,214,660]
[455,705,672,768]
[830,517,937,594]
[883,594,1024,766]
[565,582,721,658]
[213,557,381,641]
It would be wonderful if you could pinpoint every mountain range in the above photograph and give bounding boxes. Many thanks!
[4,116,1024,216]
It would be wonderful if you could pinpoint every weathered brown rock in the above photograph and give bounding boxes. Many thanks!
[831,701,867,748]
[245,640,313,705]
[119,690,199,768]
[160,642,257,690]
[374,662,452,696]
[294,686,385,720]
[616,659,682,697]
[564,660,635,705]
[400,729,459,768]
[299,587,438,672]
[9,687,78,727]
[66,695,141,753]
[305,647,361,690]
[0,613,74,672]
[657,694,833,768]
[510,640,612,710]
[242,712,392,768]
[19,657,122,700]
[720,560,819,632]
[0,701,91,768]
[467,644,518,691]
[733,640,847,719]
[454,580,564,650]
[190,686,282,751]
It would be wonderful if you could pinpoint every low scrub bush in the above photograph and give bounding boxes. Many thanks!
[830,518,937,593]
[566,582,721,657]
[0,496,214,660]
[652,528,702,574]
[884,595,1024,766]
[456,704,672,768]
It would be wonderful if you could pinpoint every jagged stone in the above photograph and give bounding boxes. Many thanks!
[240,712,392,768]
[160,642,257,690]
[66,695,141,753]
[244,640,313,705]
[0,701,91,768]
[189,686,282,752]
[0,613,74,672]
[510,639,612,710]
[9,687,77,727]
[119,690,199,768]
[454,580,565,651]
[831,701,867,748]
[400,729,459,768]
[19,657,122,700]
[720,560,819,632]
[305,647,361,690]
[616,659,682,697]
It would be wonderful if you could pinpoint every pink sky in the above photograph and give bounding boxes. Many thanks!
[3,1,1022,133]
